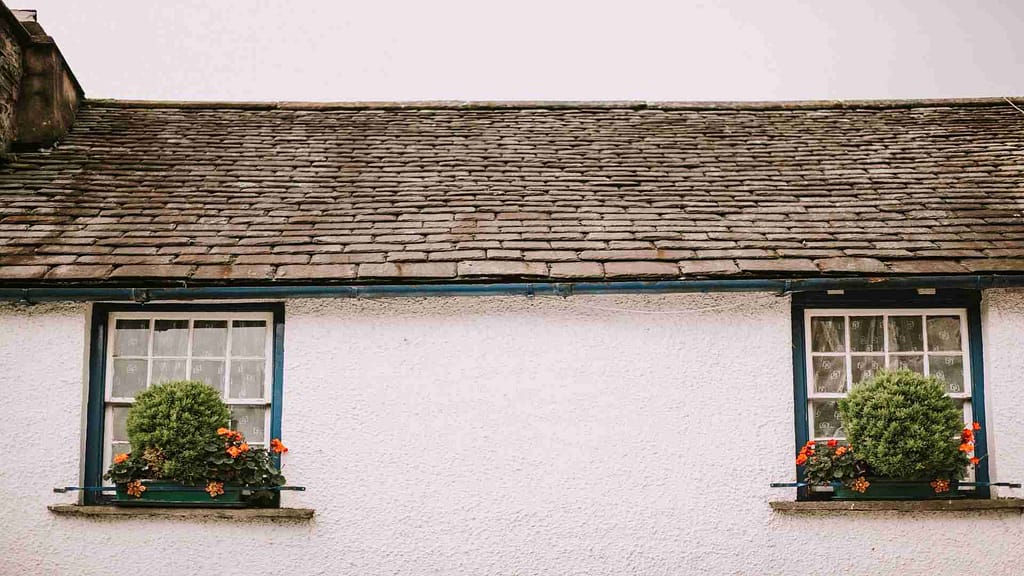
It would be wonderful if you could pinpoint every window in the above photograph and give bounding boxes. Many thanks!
[791,290,988,499]
[806,309,972,440]
[85,304,284,504]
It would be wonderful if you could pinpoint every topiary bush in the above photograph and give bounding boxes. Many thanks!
[125,380,231,484]
[838,369,969,480]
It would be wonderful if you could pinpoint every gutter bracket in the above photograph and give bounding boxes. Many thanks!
[130,288,151,303]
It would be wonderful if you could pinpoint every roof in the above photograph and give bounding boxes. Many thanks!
[1,97,1023,286]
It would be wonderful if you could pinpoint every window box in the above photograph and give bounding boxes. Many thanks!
[832,479,962,501]
[113,481,248,508]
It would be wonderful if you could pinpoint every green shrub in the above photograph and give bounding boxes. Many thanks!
[125,380,231,483]
[838,369,968,480]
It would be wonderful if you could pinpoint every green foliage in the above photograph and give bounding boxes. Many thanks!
[838,369,969,480]
[125,380,231,483]
[206,432,286,488]
[798,440,866,488]
[104,380,287,494]
[104,453,148,484]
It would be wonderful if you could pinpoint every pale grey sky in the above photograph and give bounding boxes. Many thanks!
[27,0,1024,102]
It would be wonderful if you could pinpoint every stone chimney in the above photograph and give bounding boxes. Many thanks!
[0,2,82,155]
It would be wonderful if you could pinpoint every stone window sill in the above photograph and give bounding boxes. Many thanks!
[770,499,1024,513]
[48,504,314,521]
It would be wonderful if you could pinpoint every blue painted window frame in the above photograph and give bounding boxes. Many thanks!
[791,289,989,500]
[83,302,285,505]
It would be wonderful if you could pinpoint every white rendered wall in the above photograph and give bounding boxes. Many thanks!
[3,292,1024,575]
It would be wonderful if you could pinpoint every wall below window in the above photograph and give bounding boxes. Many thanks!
[4,292,1024,575]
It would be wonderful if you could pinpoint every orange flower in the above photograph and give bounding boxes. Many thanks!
[226,446,242,458]
[973,422,982,431]
[206,481,225,498]
[231,431,244,441]
[270,438,289,454]
[113,453,130,464]
[970,456,980,465]
[806,441,816,447]
[795,453,808,465]
[217,427,230,436]
[959,442,974,453]
[930,479,950,493]
[125,480,147,498]
[239,442,250,453]
[835,446,848,456]
[850,477,870,493]
[827,439,838,448]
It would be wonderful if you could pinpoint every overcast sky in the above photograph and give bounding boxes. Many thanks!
[26,0,1024,102]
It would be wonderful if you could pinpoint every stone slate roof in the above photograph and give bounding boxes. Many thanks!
[1,98,1023,285]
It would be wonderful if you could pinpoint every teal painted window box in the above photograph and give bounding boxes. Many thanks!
[832,479,963,501]
[113,481,248,508]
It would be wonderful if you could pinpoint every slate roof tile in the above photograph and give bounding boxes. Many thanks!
[1,98,1023,285]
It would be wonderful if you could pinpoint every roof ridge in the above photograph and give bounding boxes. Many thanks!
[83,97,1024,112]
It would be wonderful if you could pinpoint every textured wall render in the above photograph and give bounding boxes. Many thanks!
[4,292,1024,575]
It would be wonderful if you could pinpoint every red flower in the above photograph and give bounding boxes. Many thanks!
[270,438,289,454]
[795,454,808,465]
[973,422,982,431]
[959,442,974,453]
[970,457,980,465]
[827,439,838,448]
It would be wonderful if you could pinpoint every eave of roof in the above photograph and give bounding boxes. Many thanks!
[86,96,1022,111]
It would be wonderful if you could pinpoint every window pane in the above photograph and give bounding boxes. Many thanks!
[810,317,845,352]
[111,406,130,442]
[151,358,186,385]
[112,442,131,460]
[812,401,844,438]
[229,406,266,444]
[851,355,885,385]
[231,321,267,357]
[191,359,226,394]
[229,359,265,399]
[892,354,924,375]
[192,320,228,357]
[812,356,847,393]
[112,358,147,397]
[153,320,189,356]
[849,316,883,353]
[113,319,149,357]
[929,356,965,394]
[888,316,923,352]
[927,316,962,352]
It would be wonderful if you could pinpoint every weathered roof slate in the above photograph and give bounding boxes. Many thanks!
[1,98,1023,285]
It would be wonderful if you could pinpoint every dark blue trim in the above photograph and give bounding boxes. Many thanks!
[790,289,989,500]
[966,295,991,498]
[84,302,286,505]
[83,307,109,505]
[270,306,285,467]
[791,298,810,500]
[5,274,1024,303]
